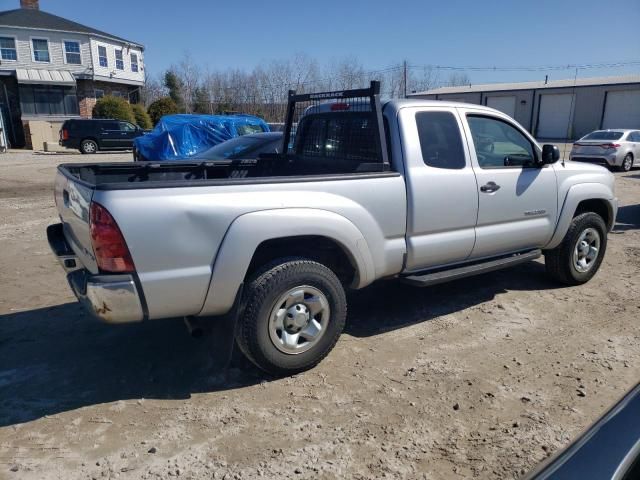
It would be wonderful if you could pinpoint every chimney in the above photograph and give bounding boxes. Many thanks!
[20,0,39,10]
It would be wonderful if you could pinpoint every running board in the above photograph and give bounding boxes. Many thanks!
[400,249,542,287]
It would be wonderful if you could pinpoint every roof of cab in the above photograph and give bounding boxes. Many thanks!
[383,98,498,112]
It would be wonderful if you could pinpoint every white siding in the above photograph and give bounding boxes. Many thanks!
[0,26,90,73]
[90,38,144,84]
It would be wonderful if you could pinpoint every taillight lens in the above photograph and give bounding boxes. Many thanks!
[330,103,350,111]
[602,143,620,149]
[90,202,135,273]
[61,129,69,140]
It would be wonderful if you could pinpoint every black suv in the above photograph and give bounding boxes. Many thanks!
[60,119,146,154]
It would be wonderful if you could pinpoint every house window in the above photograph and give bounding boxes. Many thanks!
[32,38,50,62]
[131,53,139,72]
[0,37,17,61]
[115,49,124,70]
[19,85,79,116]
[94,89,105,99]
[64,40,81,64]
[98,45,108,67]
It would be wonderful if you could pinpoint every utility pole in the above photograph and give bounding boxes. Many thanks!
[403,60,408,98]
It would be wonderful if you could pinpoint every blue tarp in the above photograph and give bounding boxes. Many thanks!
[134,114,269,161]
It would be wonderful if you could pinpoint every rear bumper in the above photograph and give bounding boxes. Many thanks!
[47,223,144,324]
[569,152,621,167]
[59,139,80,149]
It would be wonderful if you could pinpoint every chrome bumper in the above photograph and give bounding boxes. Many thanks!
[47,223,144,324]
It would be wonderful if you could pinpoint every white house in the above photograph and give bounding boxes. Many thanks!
[0,0,145,147]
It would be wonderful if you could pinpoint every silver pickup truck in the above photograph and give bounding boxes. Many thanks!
[48,82,617,375]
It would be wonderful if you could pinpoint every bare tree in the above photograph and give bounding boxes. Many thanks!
[327,55,366,90]
[141,72,166,107]
[411,66,440,94]
[177,52,200,113]
[445,72,471,87]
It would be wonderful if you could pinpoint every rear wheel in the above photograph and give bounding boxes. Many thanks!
[235,258,347,376]
[619,153,633,172]
[80,139,98,154]
[544,212,607,285]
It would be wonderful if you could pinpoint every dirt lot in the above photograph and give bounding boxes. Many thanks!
[1,150,639,480]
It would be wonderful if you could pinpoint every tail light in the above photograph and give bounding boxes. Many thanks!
[90,202,135,273]
[330,103,350,111]
[61,128,69,140]
[601,143,620,149]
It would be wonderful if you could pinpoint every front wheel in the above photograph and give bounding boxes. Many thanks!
[544,212,607,285]
[235,258,347,376]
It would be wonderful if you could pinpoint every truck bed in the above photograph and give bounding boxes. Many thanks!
[60,156,389,190]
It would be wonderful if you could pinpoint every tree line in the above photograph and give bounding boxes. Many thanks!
[139,53,471,124]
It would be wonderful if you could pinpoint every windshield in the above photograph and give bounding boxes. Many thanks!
[236,123,267,135]
[195,135,280,160]
[582,131,624,141]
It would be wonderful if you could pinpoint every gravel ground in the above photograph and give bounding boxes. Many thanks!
[0,150,639,479]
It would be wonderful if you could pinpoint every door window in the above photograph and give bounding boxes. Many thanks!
[101,122,119,131]
[467,115,536,168]
[119,122,136,132]
[416,111,465,169]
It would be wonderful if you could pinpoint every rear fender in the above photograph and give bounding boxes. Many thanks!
[198,208,375,316]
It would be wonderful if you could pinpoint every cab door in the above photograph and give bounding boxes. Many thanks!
[399,106,479,271]
[460,110,558,259]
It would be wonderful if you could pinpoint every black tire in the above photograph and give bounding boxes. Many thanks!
[235,258,347,376]
[80,139,98,154]
[544,212,607,285]
[619,153,633,172]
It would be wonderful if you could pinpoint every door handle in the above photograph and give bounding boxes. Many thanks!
[480,181,500,193]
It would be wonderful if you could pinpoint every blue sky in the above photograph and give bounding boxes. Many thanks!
[6,0,640,83]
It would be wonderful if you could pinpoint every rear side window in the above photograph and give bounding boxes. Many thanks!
[416,111,465,169]
[101,121,119,131]
[627,131,640,142]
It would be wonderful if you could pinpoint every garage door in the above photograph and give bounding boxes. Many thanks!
[537,93,575,139]
[602,90,640,129]
[486,96,516,118]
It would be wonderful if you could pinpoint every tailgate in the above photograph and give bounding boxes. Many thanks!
[54,169,99,273]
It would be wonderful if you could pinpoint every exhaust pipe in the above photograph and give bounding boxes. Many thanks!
[183,316,204,338]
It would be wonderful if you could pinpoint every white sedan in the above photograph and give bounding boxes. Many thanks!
[570,129,640,172]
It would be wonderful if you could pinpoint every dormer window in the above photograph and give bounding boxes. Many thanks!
[115,49,124,70]
[31,38,50,62]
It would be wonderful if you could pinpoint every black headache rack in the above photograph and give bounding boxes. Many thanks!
[280,80,390,173]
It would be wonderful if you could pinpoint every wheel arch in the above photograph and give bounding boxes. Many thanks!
[546,183,617,249]
[198,208,375,317]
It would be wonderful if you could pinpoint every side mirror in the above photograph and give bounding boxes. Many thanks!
[541,144,560,165]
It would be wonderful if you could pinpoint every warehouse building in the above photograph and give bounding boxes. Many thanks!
[409,74,640,140]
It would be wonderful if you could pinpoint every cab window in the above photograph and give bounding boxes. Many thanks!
[467,115,536,168]
[415,111,466,169]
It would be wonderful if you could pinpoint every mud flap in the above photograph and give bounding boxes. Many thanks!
[207,284,244,377]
